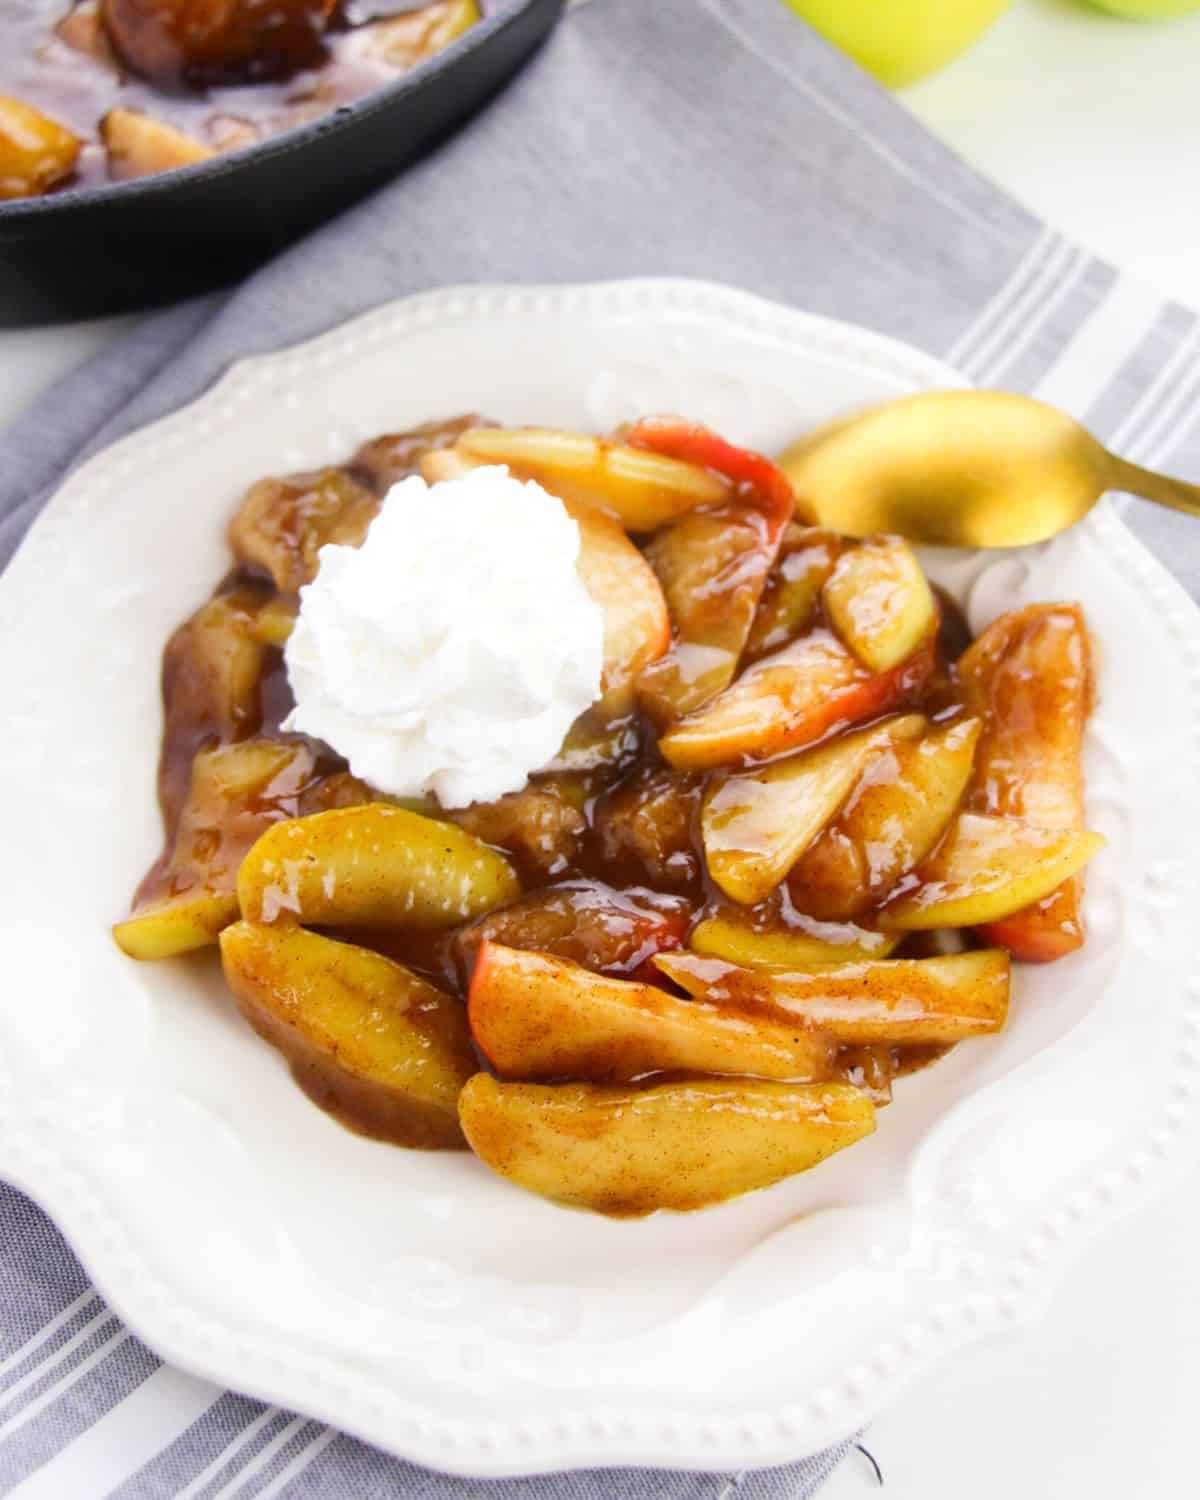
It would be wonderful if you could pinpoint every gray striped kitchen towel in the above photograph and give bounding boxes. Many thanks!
[3,0,1200,1496]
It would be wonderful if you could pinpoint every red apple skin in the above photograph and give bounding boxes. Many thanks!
[623,416,812,525]
[959,603,1093,963]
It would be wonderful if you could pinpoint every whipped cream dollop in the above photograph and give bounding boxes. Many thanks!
[283,466,605,808]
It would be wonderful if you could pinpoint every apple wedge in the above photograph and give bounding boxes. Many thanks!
[654,949,1010,1046]
[878,813,1104,932]
[227,465,379,592]
[453,427,727,530]
[453,882,692,985]
[468,942,835,1083]
[702,715,924,906]
[659,627,935,772]
[959,603,1094,961]
[622,416,813,523]
[689,913,899,966]
[237,804,520,928]
[823,534,938,672]
[458,1074,875,1215]
[114,739,317,960]
[637,501,787,725]
[789,716,981,920]
[220,922,474,1148]
[746,525,842,659]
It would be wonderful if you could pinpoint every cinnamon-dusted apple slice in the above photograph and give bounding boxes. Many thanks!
[221,922,473,1149]
[467,942,835,1083]
[745,525,842,659]
[453,881,691,985]
[654,949,1010,1046]
[238,804,520,928]
[702,715,924,906]
[689,912,899,967]
[458,1075,875,1216]
[453,427,727,530]
[878,814,1104,932]
[659,627,936,772]
[958,603,1094,961]
[624,419,796,723]
[789,716,982,921]
[823,534,938,672]
[0,96,81,199]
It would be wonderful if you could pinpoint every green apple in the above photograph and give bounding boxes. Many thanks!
[1084,0,1200,16]
[780,0,1012,87]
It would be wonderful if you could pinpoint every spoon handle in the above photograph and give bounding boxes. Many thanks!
[1107,455,1200,521]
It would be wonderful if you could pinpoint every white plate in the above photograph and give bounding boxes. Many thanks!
[2,279,1199,1478]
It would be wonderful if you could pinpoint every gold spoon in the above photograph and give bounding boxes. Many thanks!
[777,389,1200,547]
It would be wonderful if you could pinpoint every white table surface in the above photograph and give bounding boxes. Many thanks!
[3,3,1199,1497]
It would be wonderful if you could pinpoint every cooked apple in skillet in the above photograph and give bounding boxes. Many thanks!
[1,0,481,196]
[114,410,1103,1216]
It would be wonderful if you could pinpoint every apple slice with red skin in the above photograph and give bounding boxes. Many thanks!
[958,603,1094,961]
[624,419,799,726]
[654,949,1010,1047]
[468,941,835,1084]
[659,625,937,772]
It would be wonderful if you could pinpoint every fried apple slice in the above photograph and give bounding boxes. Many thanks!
[593,766,705,891]
[468,942,834,1083]
[359,0,479,66]
[354,413,487,491]
[689,913,899,966]
[102,0,336,86]
[101,108,215,180]
[0,96,81,199]
[453,882,690,985]
[454,427,727,530]
[878,814,1104,932]
[115,739,318,960]
[237,804,520,927]
[702,715,923,906]
[569,500,670,701]
[959,603,1093,961]
[458,1074,874,1215]
[745,525,841,659]
[659,627,935,772]
[654,949,1010,1046]
[823,535,938,672]
[789,716,981,920]
[228,466,379,593]
[623,416,813,522]
[221,922,473,1148]
[447,781,586,883]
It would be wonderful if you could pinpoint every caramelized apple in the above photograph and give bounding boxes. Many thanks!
[593,765,705,891]
[351,413,487,491]
[689,912,899,966]
[879,814,1104,931]
[453,881,691,986]
[0,96,81,200]
[823,534,938,672]
[654,949,1010,1046]
[101,108,214,180]
[702,716,924,907]
[745,525,842,659]
[228,466,380,593]
[468,943,835,1084]
[102,0,337,87]
[458,1074,875,1215]
[959,603,1094,961]
[114,739,317,959]
[221,922,474,1147]
[359,0,479,67]
[447,780,585,884]
[238,803,520,928]
[789,716,981,920]
[454,427,728,531]
[660,627,935,772]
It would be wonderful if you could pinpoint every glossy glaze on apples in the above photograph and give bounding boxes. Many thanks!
[115,412,1103,1215]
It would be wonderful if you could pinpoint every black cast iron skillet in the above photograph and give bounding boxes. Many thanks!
[0,0,563,326]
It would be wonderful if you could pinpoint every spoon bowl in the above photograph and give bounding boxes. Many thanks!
[778,389,1200,547]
